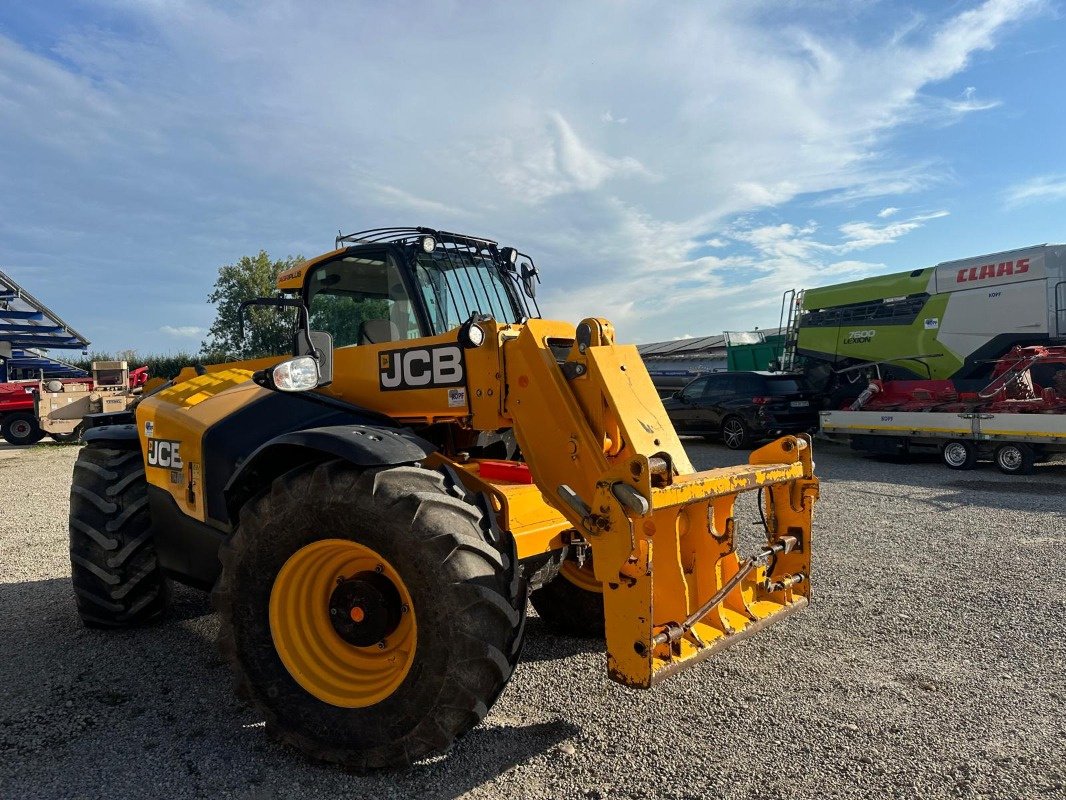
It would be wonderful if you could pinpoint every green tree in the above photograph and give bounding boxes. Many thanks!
[308,294,390,348]
[72,351,201,380]
[201,251,303,360]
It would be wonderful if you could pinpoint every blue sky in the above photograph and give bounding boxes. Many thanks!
[1,0,1063,353]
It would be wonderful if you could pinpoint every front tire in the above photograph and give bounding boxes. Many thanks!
[69,444,167,627]
[721,416,750,450]
[214,461,526,771]
[2,413,44,446]
[994,443,1035,475]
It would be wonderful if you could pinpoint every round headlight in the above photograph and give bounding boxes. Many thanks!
[459,318,486,349]
[467,323,485,347]
[501,246,518,264]
[271,356,320,392]
[421,235,437,253]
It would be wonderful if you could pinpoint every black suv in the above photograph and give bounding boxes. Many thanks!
[662,371,819,449]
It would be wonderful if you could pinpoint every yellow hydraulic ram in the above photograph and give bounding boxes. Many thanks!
[502,317,818,688]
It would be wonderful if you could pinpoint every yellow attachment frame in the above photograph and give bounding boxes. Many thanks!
[500,318,819,688]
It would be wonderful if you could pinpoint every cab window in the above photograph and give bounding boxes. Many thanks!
[306,255,420,347]
[415,252,523,335]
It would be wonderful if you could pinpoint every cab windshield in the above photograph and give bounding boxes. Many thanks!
[305,254,421,348]
[414,251,524,336]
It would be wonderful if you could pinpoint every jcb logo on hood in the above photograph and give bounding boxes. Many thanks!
[147,438,183,469]
[379,344,465,391]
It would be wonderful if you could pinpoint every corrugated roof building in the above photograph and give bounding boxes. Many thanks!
[637,329,782,394]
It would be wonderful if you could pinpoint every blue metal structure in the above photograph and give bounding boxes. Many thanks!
[0,268,90,382]
[3,348,88,380]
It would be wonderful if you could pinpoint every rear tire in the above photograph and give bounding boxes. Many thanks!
[942,440,977,471]
[2,413,44,446]
[721,416,750,450]
[530,557,604,638]
[993,443,1035,475]
[214,461,526,771]
[69,444,166,627]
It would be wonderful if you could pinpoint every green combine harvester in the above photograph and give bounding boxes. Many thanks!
[782,244,1066,397]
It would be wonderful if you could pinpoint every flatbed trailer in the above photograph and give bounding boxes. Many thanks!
[821,408,1066,474]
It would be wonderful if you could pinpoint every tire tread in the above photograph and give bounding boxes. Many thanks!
[69,443,165,628]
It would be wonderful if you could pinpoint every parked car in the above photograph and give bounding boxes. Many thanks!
[662,371,819,449]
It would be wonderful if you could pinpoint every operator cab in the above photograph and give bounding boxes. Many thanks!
[295,227,540,348]
[251,227,541,395]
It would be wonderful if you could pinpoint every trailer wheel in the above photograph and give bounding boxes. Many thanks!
[1,413,45,446]
[942,440,977,470]
[993,443,1036,476]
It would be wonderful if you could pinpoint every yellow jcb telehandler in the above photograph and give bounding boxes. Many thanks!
[69,227,818,770]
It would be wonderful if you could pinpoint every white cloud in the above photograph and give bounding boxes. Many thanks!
[838,210,949,249]
[877,207,900,218]
[0,0,1044,349]
[160,325,204,338]
[1004,175,1066,207]
[943,86,1001,114]
[489,112,655,203]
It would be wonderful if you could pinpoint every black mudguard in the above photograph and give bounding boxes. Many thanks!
[82,422,139,446]
[222,424,436,528]
[154,423,436,589]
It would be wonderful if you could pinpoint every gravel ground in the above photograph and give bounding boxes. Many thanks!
[1,438,1064,800]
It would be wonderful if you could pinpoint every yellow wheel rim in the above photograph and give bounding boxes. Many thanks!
[560,557,602,594]
[269,539,417,708]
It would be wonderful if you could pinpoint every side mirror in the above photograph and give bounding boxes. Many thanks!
[521,262,538,299]
[238,296,306,342]
[295,329,333,386]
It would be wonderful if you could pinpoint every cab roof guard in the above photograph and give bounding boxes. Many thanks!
[334,226,542,319]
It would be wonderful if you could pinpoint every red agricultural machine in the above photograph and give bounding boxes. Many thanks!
[845,346,1066,415]
[821,346,1066,474]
